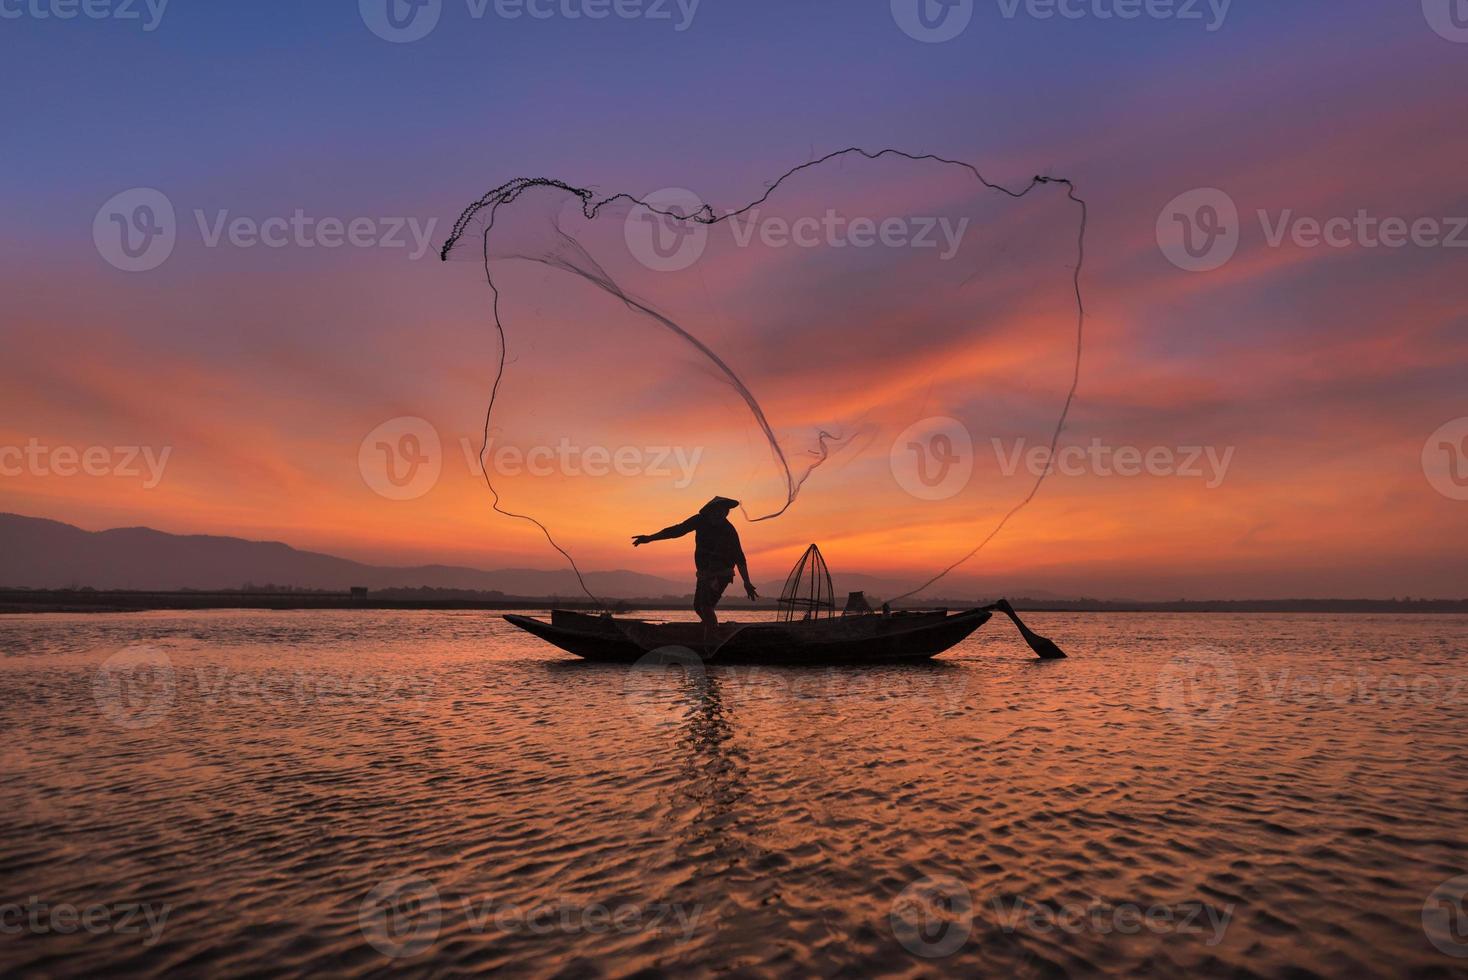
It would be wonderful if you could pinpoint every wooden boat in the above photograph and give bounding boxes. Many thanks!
[503,607,992,665]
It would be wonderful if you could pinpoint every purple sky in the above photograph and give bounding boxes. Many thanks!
[3,0,1466,598]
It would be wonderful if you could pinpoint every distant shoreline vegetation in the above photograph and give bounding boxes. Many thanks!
[1,588,1464,615]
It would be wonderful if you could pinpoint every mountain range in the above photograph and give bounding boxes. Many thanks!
[0,513,963,600]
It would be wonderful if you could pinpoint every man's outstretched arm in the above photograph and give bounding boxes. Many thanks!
[737,551,758,600]
[631,516,697,547]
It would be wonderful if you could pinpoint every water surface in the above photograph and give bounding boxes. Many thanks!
[2,611,1466,978]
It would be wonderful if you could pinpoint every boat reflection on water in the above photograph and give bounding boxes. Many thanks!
[548,639,1033,965]
[672,664,751,866]
[616,647,755,861]
[630,647,979,859]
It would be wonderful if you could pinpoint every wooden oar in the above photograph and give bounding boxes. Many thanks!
[984,599,1068,659]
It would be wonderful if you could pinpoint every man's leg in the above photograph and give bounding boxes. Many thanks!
[693,576,718,629]
[693,575,732,651]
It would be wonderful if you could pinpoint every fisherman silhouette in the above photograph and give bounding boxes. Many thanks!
[633,496,758,634]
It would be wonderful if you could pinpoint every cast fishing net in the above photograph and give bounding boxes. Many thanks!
[440,148,1086,607]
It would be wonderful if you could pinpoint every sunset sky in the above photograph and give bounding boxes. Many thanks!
[3,1,1465,598]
